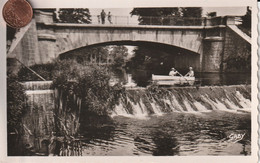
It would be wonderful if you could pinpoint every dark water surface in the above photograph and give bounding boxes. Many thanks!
[111,68,251,87]
[79,111,251,156]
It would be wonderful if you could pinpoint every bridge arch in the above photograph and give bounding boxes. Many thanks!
[58,40,201,71]
[53,24,204,58]
[59,40,200,57]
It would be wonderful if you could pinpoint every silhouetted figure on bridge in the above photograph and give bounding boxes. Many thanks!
[101,10,106,24]
[97,15,100,24]
[108,12,112,24]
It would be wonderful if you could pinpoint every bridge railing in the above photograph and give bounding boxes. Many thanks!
[53,14,242,26]
[91,15,206,26]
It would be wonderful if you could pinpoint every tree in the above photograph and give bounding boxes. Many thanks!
[109,46,129,67]
[130,8,180,25]
[57,8,91,23]
[52,60,122,116]
[241,6,251,29]
[126,46,166,71]
[7,75,27,133]
[60,46,110,64]
[181,7,202,18]
[88,47,110,64]
[180,7,202,25]
[237,6,251,37]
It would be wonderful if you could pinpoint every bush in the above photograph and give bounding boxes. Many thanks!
[18,63,55,81]
[52,60,123,116]
[7,75,27,133]
[17,59,124,116]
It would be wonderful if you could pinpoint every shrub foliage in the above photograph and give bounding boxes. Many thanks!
[55,60,123,115]
[25,60,123,116]
[7,75,27,133]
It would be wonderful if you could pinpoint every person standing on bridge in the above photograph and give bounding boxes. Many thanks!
[185,67,194,77]
[101,9,106,24]
[108,12,112,24]
[97,15,101,24]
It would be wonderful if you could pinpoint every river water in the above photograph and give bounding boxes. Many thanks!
[79,111,250,156]
[76,68,251,156]
[110,69,251,87]
[13,68,251,156]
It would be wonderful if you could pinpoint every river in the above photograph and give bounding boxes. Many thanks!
[79,111,250,156]
[12,68,251,156]
[110,68,251,87]
[77,84,251,156]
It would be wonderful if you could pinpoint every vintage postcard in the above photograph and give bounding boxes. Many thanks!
[0,0,258,162]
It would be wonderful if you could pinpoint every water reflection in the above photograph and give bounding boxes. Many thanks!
[151,130,179,156]
[110,68,251,87]
[59,139,83,156]
[76,111,250,156]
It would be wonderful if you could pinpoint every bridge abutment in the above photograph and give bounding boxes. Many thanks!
[202,37,224,72]
[35,10,57,64]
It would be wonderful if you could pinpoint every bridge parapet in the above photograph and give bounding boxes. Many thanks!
[35,10,54,24]
[34,10,240,27]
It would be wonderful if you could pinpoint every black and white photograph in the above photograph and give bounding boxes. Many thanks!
[2,0,258,161]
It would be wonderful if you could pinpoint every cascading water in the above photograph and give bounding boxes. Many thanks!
[112,85,251,117]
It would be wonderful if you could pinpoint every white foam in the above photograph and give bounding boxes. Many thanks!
[193,102,211,112]
[150,100,163,116]
[183,100,196,113]
[201,95,217,110]
[127,98,148,118]
[112,103,129,117]
[235,91,251,108]
[112,88,252,118]
[170,95,184,112]
[224,99,240,110]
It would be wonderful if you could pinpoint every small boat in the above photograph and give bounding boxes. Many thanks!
[152,74,195,81]
[152,74,195,85]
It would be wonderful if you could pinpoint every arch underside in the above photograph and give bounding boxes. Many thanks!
[59,40,201,71]
[59,40,201,58]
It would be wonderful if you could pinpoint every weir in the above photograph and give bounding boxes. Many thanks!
[113,85,251,117]
[20,81,251,155]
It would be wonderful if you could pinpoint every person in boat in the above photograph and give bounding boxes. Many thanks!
[169,67,178,76]
[185,67,194,77]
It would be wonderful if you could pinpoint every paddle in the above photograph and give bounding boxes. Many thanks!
[175,70,189,82]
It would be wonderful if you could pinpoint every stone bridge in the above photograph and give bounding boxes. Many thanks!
[8,10,251,72]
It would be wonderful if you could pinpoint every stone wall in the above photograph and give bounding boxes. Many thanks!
[20,81,81,155]
[21,81,55,154]
[222,27,251,72]
[202,37,224,72]
[9,19,40,66]
[52,26,204,57]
